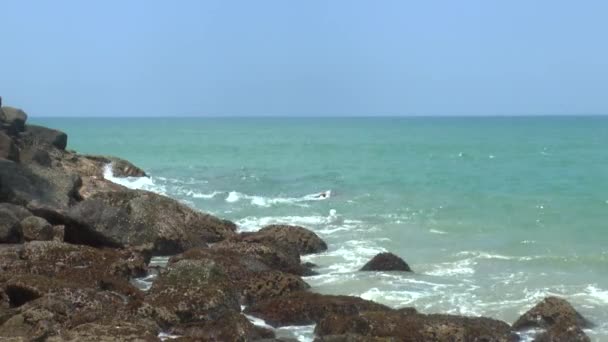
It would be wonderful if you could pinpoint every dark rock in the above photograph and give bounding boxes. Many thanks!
[20,216,53,241]
[170,248,309,305]
[168,311,275,341]
[0,207,23,243]
[211,239,310,275]
[512,297,592,331]
[315,311,517,342]
[0,132,19,162]
[145,259,240,326]
[534,323,590,342]
[244,292,392,327]
[66,189,236,254]
[0,107,27,135]
[22,124,68,150]
[0,160,82,209]
[82,155,148,177]
[314,335,393,342]
[360,252,412,272]
[47,321,160,341]
[242,224,328,255]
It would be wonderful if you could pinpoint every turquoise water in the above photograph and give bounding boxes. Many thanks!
[34,117,608,339]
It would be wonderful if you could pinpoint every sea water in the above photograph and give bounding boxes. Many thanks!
[33,116,608,340]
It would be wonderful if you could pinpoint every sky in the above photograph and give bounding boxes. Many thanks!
[2,0,608,117]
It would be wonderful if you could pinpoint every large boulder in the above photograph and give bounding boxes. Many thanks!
[244,292,392,327]
[360,252,412,272]
[22,125,68,150]
[20,216,53,241]
[0,132,19,162]
[0,207,25,243]
[66,189,236,254]
[512,297,592,331]
[241,224,327,255]
[315,311,517,342]
[170,248,309,305]
[144,259,240,327]
[0,160,82,210]
[0,107,27,135]
[211,240,309,275]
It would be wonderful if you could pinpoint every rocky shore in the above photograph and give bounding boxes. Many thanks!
[0,104,593,341]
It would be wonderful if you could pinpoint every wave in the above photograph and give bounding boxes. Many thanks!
[225,190,331,207]
[103,163,167,194]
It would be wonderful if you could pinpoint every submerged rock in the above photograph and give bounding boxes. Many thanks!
[66,189,236,254]
[360,252,412,272]
[241,224,328,255]
[244,292,391,327]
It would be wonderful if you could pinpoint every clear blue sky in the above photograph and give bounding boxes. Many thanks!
[2,0,607,117]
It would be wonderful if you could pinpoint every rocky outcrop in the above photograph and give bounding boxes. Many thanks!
[244,292,392,327]
[22,125,68,150]
[315,311,517,342]
[512,297,592,341]
[360,252,412,272]
[170,248,309,305]
[144,259,240,327]
[0,132,19,162]
[0,106,27,135]
[241,224,328,255]
[66,189,236,254]
[167,312,275,341]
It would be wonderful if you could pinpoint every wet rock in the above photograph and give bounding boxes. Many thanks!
[20,216,53,241]
[0,107,27,135]
[512,297,592,331]
[315,311,517,342]
[168,311,275,341]
[534,323,590,342]
[82,155,148,177]
[0,132,19,162]
[170,248,309,305]
[22,125,68,150]
[145,259,240,326]
[66,189,236,254]
[314,335,394,342]
[211,240,307,275]
[360,252,412,272]
[241,224,328,255]
[244,292,392,327]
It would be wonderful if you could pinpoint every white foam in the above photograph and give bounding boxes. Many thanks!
[429,229,448,235]
[584,285,608,304]
[244,313,275,330]
[103,163,166,194]
[276,324,316,342]
[426,258,476,276]
[189,190,222,199]
[225,190,331,207]
[235,213,360,233]
[158,332,181,340]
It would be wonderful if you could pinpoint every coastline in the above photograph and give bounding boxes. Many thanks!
[0,104,597,341]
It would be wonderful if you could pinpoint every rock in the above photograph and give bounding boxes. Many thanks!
[20,216,53,241]
[0,207,23,243]
[0,132,19,162]
[22,125,68,150]
[82,155,148,177]
[46,321,160,342]
[8,241,147,289]
[170,248,309,305]
[241,225,328,255]
[145,259,240,326]
[211,240,308,275]
[0,107,27,135]
[512,297,592,331]
[360,252,412,272]
[0,203,32,221]
[534,323,590,342]
[66,189,236,254]
[315,311,517,342]
[168,311,275,341]
[0,160,82,210]
[314,335,393,342]
[244,292,392,327]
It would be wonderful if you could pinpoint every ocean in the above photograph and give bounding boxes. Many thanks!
[33,116,608,340]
